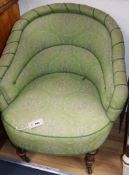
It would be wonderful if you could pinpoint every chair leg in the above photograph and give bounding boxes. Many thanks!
[85,151,97,174]
[16,147,30,163]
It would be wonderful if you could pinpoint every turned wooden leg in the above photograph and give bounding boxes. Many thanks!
[85,151,97,174]
[16,147,30,163]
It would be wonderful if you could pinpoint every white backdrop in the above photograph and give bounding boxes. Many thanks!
[19,0,129,77]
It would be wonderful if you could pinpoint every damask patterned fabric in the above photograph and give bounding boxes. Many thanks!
[0,3,128,155]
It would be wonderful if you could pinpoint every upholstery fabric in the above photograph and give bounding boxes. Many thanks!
[3,73,109,137]
[2,73,112,155]
[0,3,128,155]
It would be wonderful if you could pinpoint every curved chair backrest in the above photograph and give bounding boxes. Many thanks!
[0,3,128,121]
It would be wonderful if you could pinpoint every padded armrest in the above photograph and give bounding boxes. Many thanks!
[105,16,128,121]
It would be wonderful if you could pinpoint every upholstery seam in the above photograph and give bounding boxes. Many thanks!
[78,4,81,13]
[21,18,30,23]
[14,44,105,86]
[104,14,109,26]
[112,58,124,62]
[48,5,54,13]
[6,72,102,107]
[7,41,19,45]
[11,29,22,33]
[115,84,127,87]
[0,91,9,105]
[110,27,120,33]
[2,118,111,138]
[112,41,124,48]
[92,8,95,18]
[108,105,123,110]
[0,66,9,67]
[1,53,14,56]
[32,9,40,17]
[2,51,15,55]
[64,3,69,12]
[114,70,125,75]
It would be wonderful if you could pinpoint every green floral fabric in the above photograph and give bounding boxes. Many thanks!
[0,3,128,155]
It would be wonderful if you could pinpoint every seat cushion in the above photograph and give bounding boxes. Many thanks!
[2,73,112,155]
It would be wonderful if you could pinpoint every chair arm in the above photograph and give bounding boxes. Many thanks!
[106,66,128,122]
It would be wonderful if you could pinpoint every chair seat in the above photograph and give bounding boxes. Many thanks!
[2,73,112,155]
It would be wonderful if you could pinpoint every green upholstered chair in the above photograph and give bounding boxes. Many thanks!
[0,3,128,174]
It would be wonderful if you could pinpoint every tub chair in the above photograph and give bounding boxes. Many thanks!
[0,3,128,174]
